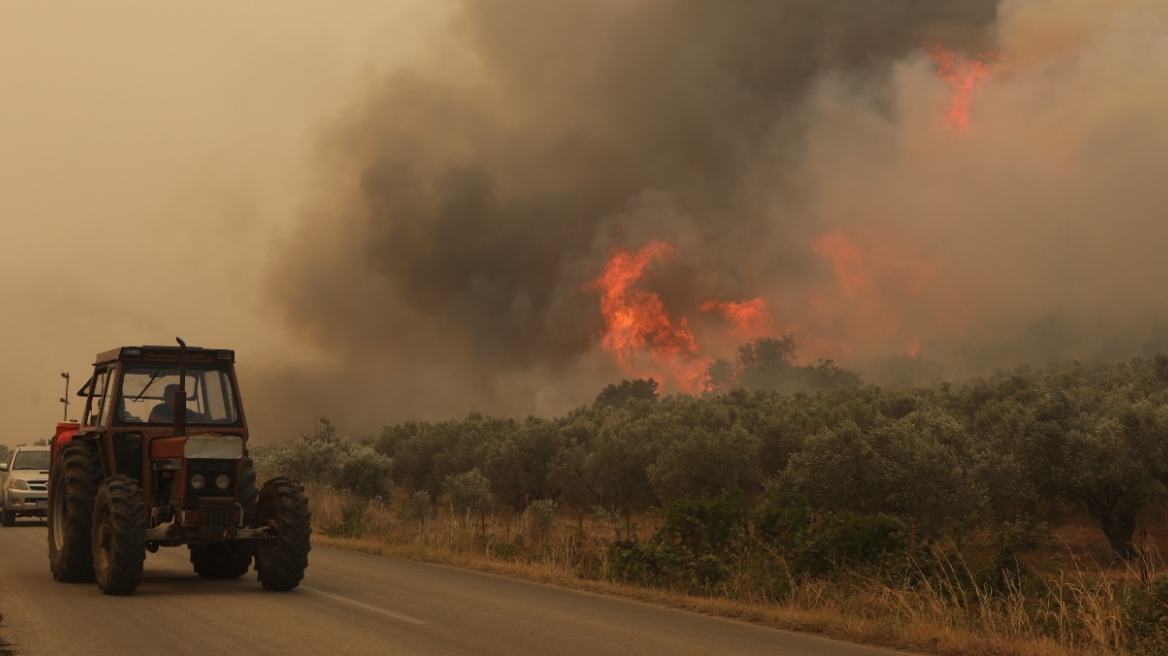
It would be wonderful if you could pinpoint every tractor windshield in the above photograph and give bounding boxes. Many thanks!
[117,366,240,425]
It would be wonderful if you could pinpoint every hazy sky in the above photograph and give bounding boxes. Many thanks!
[4,1,1168,446]
[0,2,446,443]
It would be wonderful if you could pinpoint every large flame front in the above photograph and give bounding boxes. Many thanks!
[590,231,961,389]
[587,242,711,391]
[930,45,1004,133]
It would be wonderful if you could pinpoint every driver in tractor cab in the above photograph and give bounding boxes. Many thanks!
[147,384,205,423]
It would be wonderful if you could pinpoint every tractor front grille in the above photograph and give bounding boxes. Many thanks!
[198,497,236,539]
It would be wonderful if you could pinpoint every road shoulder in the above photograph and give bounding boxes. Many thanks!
[313,535,926,655]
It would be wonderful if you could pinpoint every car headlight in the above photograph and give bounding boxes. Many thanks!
[190,474,206,490]
[7,479,29,490]
[215,474,231,491]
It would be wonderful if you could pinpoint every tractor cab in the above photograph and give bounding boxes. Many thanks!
[47,340,310,595]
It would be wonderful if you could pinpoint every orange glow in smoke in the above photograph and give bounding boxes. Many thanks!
[590,230,964,389]
[588,242,710,391]
[813,228,933,299]
[798,227,942,360]
[930,45,1004,133]
[701,298,775,340]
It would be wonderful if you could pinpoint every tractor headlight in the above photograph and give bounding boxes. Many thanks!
[7,479,28,490]
[190,474,206,490]
[214,474,231,491]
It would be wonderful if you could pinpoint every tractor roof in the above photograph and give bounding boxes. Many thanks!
[94,346,236,366]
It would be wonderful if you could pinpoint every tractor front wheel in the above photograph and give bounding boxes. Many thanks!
[92,476,147,595]
[48,441,101,582]
[255,477,311,591]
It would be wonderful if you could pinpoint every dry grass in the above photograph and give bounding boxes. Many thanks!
[306,488,1168,656]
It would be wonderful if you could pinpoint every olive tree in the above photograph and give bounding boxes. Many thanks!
[782,410,985,535]
[647,425,761,504]
[254,418,394,501]
[444,468,491,532]
[1019,382,1168,558]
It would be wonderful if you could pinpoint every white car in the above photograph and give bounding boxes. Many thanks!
[0,445,50,526]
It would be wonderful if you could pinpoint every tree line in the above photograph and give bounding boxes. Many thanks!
[259,337,1168,559]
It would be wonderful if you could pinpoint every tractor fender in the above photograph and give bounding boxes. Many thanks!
[50,421,81,463]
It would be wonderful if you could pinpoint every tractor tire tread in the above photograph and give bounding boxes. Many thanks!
[256,477,311,591]
[93,476,147,595]
[48,441,101,582]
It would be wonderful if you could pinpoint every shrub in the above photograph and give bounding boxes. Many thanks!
[793,512,909,577]
[754,491,908,577]
[1127,574,1168,644]
[323,494,369,539]
[607,540,691,588]
[444,469,491,515]
[254,418,394,501]
[524,499,557,542]
[398,490,430,523]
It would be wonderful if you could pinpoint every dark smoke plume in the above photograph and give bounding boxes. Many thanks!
[259,0,1003,435]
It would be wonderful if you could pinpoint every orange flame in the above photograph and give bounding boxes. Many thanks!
[587,242,710,391]
[590,232,963,387]
[701,298,775,340]
[930,45,1004,133]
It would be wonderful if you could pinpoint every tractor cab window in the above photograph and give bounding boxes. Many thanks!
[86,369,112,427]
[117,366,240,426]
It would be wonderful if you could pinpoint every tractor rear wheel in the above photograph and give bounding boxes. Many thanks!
[255,477,311,591]
[92,476,147,595]
[48,441,101,582]
[189,458,258,579]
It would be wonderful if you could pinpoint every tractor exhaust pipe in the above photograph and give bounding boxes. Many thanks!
[175,337,187,436]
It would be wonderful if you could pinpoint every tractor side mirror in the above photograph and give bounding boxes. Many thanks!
[174,389,187,436]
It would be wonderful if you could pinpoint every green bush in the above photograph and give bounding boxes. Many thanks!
[793,512,909,577]
[254,418,394,501]
[1126,575,1168,645]
[323,495,369,539]
[397,490,430,523]
[606,540,692,587]
[754,492,908,576]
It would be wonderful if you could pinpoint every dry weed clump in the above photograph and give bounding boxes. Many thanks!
[306,486,1168,656]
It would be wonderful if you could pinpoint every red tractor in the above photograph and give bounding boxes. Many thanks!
[49,340,310,595]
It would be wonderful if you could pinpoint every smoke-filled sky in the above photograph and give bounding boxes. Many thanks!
[4,0,1168,443]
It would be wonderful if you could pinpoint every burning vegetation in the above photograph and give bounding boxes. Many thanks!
[248,2,1168,652]
[587,241,709,392]
[258,0,1168,433]
[930,45,1006,133]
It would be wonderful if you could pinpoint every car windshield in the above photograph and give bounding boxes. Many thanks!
[13,450,49,470]
[118,366,240,425]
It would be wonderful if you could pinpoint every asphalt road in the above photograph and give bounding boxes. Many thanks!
[0,520,905,656]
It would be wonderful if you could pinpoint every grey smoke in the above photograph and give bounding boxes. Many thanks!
[258,0,1017,435]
